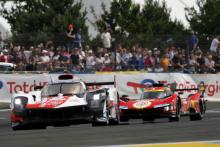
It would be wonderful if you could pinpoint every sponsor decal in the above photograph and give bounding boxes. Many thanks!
[6,81,47,94]
[133,100,151,109]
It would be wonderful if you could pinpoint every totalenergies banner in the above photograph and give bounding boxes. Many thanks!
[0,73,219,102]
[0,74,49,102]
[0,74,114,102]
[115,73,197,99]
[191,74,220,101]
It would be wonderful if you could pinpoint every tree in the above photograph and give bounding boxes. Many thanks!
[0,0,88,46]
[187,0,220,36]
[92,0,188,48]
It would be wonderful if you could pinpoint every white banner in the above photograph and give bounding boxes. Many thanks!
[191,74,220,101]
[0,74,114,102]
[0,74,49,102]
[116,73,197,99]
[0,73,219,102]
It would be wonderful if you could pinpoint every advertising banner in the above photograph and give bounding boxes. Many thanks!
[0,73,219,102]
[0,74,49,102]
[191,74,220,101]
[116,73,197,99]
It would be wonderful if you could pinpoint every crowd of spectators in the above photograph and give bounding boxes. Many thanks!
[0,34,219,73]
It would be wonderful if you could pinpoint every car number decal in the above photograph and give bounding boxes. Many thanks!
[133,101,151,109]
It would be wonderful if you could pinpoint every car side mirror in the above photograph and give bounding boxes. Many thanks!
[120,95,130,102]
[76,93,85,98]
[122,95,128,98]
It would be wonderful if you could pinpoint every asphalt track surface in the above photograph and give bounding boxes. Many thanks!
[0,102,220,147]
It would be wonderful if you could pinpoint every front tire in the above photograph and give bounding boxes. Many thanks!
[12,122,46,131]
[120,116,129,123]
[143,117,154,123]
[91,116,109,126]
[169,100,181,122]
[11,122,25,131]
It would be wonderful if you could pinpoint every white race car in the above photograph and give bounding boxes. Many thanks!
[10,74,120,130]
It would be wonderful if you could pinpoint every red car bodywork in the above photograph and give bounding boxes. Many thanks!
[119,86,205,121]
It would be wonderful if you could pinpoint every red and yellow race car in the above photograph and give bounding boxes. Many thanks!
[119,82,206,122]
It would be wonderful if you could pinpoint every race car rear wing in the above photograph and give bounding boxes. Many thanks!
[172,82,205,96]
[175,88,198,91]
[169,82,204,91]
[85,82,115,93]
[86,75,116,87]
[85,82,115,86]
[58,74,116,87]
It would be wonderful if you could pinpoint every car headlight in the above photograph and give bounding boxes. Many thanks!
[154,104,170,108]
[13,97,28,114]
[164,106,170,111]
[14,97,28,106]
[13,97,28,108]
[14,99,22,105]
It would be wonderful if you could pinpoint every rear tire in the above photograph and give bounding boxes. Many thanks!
[190,100,205,121]
[91,117,109,126]
[91,121,103,127]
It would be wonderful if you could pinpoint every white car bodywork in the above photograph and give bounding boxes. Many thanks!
[11,81,88,110]
[10,74,119,130]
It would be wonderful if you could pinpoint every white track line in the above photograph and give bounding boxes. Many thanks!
[0,109,11,112]
[99,140,220,147]
[207,109,220,113]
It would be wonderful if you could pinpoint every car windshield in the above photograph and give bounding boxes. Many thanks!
[41,83,83,97]
[141,91,166,99]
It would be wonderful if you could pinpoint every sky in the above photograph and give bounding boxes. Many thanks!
[0,0,198,31]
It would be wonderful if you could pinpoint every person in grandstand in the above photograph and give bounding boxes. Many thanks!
[196,51,206,73]
[188,54,198,73]
[86,50,96,71]
[96,53,105,71]
[214,50,220,72]
[210,35,220,53]
[66,24,75,50]
[0,49,10,63]
[70,48,80,71]
[160,54,171,72]
[101,28,112,51]
[189,32,199,52]
[73,28,83,49]
[205,54,216,73]
[172,53,187,72]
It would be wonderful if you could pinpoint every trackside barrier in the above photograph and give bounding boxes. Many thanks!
[0,73,219,102]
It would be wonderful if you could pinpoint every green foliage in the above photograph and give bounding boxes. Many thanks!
[186,0,220,49]
[0,0,88,46]
[93,0,188,48]
[187,0,220,36]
